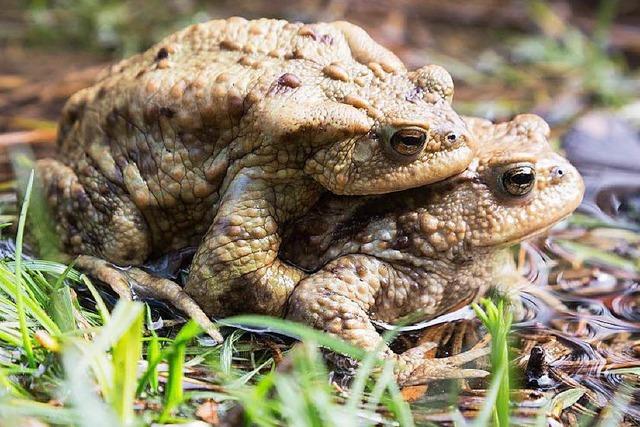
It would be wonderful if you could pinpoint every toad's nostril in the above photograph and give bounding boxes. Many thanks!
[551,166,565,180]
[444,131,465,148]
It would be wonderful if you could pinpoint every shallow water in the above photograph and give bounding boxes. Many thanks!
[509,233,639,421]
[564,112,640,231]
[385,223,640,424]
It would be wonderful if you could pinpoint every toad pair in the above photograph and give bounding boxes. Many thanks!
[34,18,584,384]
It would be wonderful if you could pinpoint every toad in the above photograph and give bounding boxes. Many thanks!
[280,114,585,384]
[35,18,475,340]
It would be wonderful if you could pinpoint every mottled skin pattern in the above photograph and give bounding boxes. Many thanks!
[35,18,475,323]
[281,114,585,384]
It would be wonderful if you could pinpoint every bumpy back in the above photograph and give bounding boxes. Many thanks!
[56,18,406,151]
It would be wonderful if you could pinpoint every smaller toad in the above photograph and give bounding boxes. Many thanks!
[281,114,584,384]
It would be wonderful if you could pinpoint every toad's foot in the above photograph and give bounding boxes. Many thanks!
[76,255,223,343]
[395,343,490,386]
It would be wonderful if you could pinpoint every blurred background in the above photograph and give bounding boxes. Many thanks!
[1,0,639,227]
[2,1,639,117]
[0,2,639,423]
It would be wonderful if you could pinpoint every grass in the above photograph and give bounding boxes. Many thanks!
[1,244,508,427]
[0,273,421,426]
[23,0,213,57]
[0,171,635,425]
[159,320,200,422]
[110,302,143,425]
[472,298,514,427]
[515,0,632,107]
[13,170,35,368]
[0,177,445,425]
[224,321,414,427]
[0,178,423,425]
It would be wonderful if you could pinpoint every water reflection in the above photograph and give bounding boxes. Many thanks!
[611,290,640,322]
[563,112,640,229]
[513,237,640,419]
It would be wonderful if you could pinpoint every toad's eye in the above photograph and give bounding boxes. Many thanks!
[500,166,535,197]
[390,128,427,156]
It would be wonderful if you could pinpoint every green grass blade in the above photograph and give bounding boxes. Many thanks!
[147,335,160,393]
[238,371,279,426]
[13,170,35,368]
[81,275,110,324]
[136,320,201,396]
[110,302,143,426]
[367,361,395,410]
[557,240,639,272]
[63,347,119,427]
[0,397,78,424]
[220,329,242,376]
[223,315,367,360]
[606,367,640,375]
[0,329,21,347]
[159,320,201,421]
[0,269,59,334]
[385,374,415,427]
[0,366,27,397]
[145,306,160,393]
[274,374,313,427]
[47,271,77,333]
[548,388,587,419]
[471,363,507,427]
[472,298,513,427]
[6,259,83,280]
[346,339,384,416]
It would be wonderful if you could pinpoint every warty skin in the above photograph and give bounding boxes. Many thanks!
[281,114,585,384]
[34,18,475,332]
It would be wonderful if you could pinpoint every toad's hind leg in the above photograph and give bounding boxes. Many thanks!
[75,256,223,342]
[35,159,221,341]
[286,255,489,385]
[35,158,151,266]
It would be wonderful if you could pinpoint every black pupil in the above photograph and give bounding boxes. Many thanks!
[502,166,536,196]
[511,171,534,185]
[390,129,426,155]
[402,134,423,146]
[393,129,425,146]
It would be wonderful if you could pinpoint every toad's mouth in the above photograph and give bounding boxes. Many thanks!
[490,211,575,248]
[343,144,473,195]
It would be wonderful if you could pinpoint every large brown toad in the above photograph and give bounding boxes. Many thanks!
[35,18,475,338]
[280,114,585,384]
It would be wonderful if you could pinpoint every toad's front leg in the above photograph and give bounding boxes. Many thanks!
[185,172,311,317]
[285,255,488,385]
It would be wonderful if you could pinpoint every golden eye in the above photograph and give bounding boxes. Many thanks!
[500,166,535,197]
[389,128,427,156]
